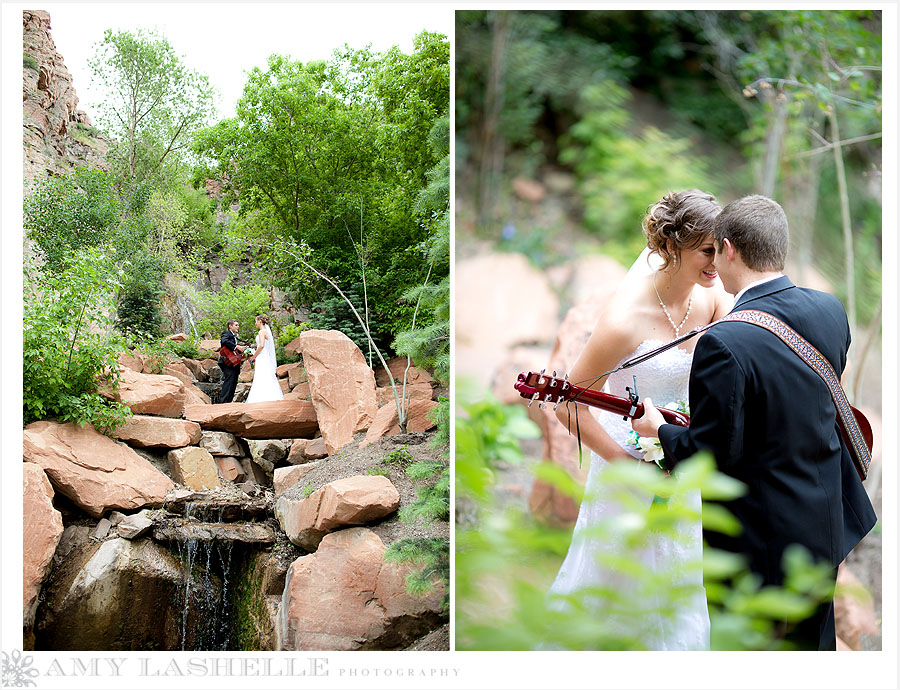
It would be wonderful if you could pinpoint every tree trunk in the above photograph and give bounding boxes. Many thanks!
[476,10,510,230]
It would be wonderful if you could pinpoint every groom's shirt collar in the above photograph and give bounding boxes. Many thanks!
[732,274,784,305]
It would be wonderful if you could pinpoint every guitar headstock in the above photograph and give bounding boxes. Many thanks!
[514,370,577,410]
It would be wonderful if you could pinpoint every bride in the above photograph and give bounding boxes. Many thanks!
[245,314,284,403]
[548,189,732,650]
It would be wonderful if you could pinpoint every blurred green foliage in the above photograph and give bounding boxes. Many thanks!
[456,9,881,328]
[455,390,837,650]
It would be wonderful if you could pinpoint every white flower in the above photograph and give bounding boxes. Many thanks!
[640,438,666,465]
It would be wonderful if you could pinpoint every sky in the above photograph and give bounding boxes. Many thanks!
[43,3,452,122]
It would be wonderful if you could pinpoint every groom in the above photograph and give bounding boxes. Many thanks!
[633,195,876,650]
[216,319,245,404]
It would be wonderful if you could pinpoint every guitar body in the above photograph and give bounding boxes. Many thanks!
[220,346,243,368]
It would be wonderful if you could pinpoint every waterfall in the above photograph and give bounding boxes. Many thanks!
[174,502,242,650]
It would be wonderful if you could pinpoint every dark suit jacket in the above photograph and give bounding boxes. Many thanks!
[658,276,876,585]
[218,329,240,369]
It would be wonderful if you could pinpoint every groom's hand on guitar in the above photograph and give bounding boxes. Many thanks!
[631,397,664,439]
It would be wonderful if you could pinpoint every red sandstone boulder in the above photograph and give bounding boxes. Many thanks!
[117,350,144,372]
[23,463,63,628]
[512,176,546,203]
[23,421,175,517]
[183,385,211,408]
[279,378,291,395]
[274,463,321,498]
[455,252,559,382]
[374,357,433,387]
[275,475,400,550]
[198,358,220,377]
[375,383,433,407]
[215,457,246,483]
[276,362,303,378]
[184,401,318,439]
[306,438,328,459]
[277,528,445,650]
[110,415,201,448]
[527,295,604,528]
[360,399,439,447]
[297,330,377,454]
[162,365,193,388]
[288,366,307,389]
[284,383,311,400]
[284,336,304,358]
[100,367,186,418]
[181,357,206,381]
[285,438,320,465]
[198,339,222,358]
[167,333,189,343]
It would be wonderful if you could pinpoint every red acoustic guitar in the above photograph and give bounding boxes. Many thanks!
[514,370,873,479]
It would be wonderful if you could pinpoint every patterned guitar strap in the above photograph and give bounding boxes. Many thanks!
[578,309,870,479]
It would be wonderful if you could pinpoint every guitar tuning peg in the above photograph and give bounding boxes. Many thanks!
[552,370,557,377]
[538,401,546,410]
[538,368,546,385]
[553,400,561,411]
[528,392,539,408]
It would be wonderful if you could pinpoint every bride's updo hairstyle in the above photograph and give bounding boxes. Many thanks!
[255,314,270,326]
[642,189,721,272]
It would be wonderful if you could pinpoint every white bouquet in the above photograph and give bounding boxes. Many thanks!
[626,399,689,470]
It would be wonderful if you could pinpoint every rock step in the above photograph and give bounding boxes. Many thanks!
[163,499,271,522]
[153,520,276,544]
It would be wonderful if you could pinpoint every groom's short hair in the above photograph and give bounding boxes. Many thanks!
[714,195,788,271]
[226,319,239,328]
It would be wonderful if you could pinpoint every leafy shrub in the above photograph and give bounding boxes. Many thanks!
[277,321,309,348]
[23,249,132,431]
[367,466,391,477]
[560,82,714,263]
[24,53,39,71]
[171,338,200,360]
[24,167,121,272]
[137,337,181,374]
[381,446,415,466]
[193,280,270,344]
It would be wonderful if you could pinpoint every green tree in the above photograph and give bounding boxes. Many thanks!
[24,167,121,272]
[193,33,449,349]
[392,114,450,385]
[193,280,271,344]
[89,28,216,200]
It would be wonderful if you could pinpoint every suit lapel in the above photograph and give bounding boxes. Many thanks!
[732,275,795,311]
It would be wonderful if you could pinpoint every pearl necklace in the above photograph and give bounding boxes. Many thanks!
[654,274,693,337]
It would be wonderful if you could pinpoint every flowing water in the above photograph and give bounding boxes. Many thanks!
[173,503,249,650]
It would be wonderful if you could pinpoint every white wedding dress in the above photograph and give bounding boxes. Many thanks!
[245,325,283,403]
[546,339,709,650]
